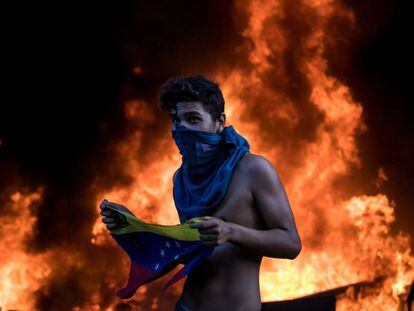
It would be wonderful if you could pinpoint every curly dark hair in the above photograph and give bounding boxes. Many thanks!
[157,75,225,121]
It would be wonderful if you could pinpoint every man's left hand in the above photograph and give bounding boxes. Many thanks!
[189,217,234,247]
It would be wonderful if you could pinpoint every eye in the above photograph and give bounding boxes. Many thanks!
[189,117,199,123]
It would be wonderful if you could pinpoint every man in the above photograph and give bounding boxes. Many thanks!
[100,75,301,310]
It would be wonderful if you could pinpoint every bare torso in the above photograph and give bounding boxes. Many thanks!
[178,152,266,310]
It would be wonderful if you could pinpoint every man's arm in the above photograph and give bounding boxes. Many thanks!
[229,155,301,259]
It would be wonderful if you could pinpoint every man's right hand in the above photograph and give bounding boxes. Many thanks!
[99,199,135,231]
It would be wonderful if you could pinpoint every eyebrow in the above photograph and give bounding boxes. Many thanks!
[169,111,202,118]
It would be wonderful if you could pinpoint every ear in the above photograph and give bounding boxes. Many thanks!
[217,113,226,132]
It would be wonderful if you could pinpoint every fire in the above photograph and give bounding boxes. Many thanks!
[221,0,412,308]
[92,0,413,309]
[1,1,411,310]
[0,188,51,310]
[92,99,181,235]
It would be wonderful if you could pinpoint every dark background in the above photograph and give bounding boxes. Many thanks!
[0,0,412,308]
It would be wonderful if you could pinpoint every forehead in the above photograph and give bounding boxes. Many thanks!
[169,101,207,115]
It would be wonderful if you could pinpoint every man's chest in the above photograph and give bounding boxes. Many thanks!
[211,156,265,230]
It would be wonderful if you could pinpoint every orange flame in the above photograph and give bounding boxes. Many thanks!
[92,0,413,309]
[0,188,51,310]
[2,1,411,310]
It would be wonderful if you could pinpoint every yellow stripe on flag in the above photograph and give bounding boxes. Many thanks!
[106,206,212,241]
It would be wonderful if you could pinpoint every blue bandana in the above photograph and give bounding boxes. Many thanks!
[171,124,250,222]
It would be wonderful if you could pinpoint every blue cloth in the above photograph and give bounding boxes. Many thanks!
[171,124,250,222]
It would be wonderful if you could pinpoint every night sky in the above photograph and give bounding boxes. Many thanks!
[0,0,413,307]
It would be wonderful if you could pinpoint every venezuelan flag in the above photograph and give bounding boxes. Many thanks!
[106,206,214,299]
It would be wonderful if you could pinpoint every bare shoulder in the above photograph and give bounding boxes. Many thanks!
[240,152,278,176]
[239,152,281,190]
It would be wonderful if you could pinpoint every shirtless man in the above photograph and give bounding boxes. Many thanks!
[100,76,301,311]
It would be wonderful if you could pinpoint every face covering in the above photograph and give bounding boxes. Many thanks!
[171,124,250,222]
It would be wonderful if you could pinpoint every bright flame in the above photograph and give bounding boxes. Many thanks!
[88,0,414,309]
[0,188,52,310]
[2,1,410,310]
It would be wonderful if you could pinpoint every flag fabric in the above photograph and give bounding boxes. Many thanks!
[106,205,214,299]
